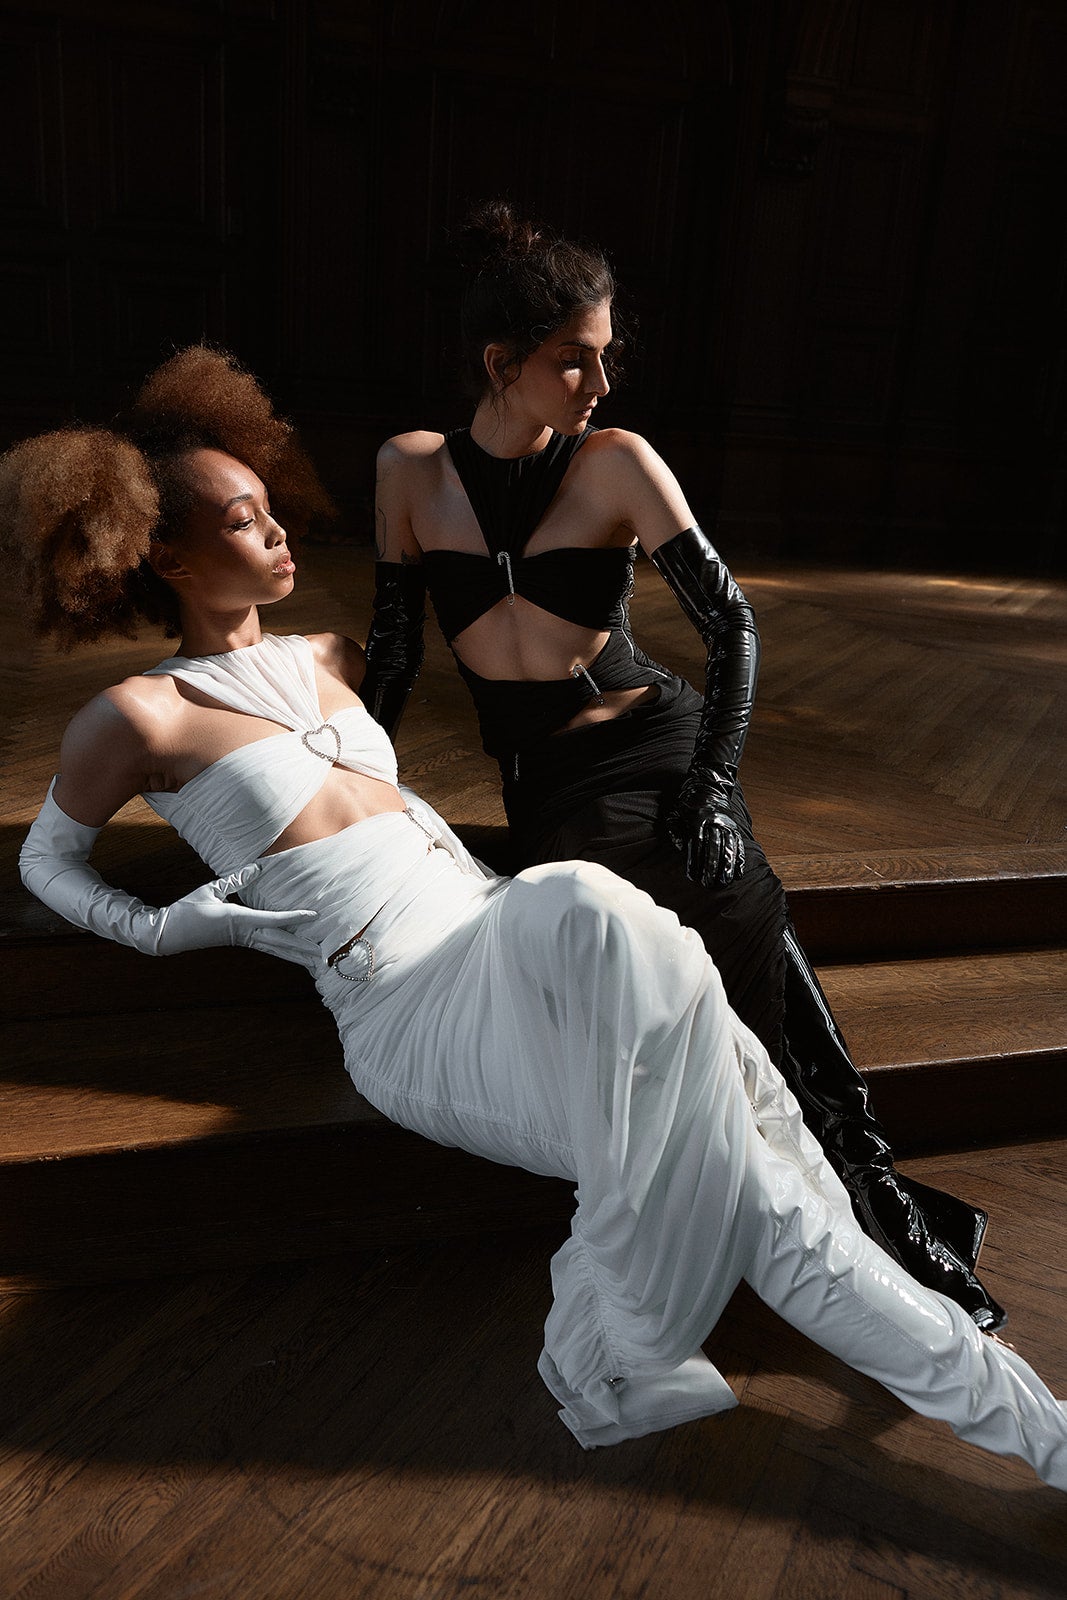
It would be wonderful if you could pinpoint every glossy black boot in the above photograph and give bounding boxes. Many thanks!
[778,924,1007,1331]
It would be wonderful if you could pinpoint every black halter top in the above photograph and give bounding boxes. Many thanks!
[423,426,669,759]
[422,427,635,644]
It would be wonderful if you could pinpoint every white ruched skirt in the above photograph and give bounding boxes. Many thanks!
[250,796,854,1447]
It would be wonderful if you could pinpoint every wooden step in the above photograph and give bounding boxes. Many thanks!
[460,837,1067,965]
[3,553,1062,1289]
[2,941,1064,1289]
[778,846,1067,962]
[0,985,574,1291]
[8,830,1063,996]
[821,946,1067,1152]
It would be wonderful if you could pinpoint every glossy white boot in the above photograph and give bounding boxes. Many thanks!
[743,1116,1067,1490]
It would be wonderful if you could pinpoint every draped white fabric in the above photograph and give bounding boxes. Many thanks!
[261,831,850,1444]
[124,634,943,1447]
[142,634,397,872]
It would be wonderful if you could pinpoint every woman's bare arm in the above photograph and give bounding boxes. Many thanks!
[52,683,162,827]
[375,434,438,563]
[583,429,699,555]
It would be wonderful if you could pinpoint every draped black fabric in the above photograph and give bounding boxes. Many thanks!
[500,672,790,1063]
[445,426,593,558]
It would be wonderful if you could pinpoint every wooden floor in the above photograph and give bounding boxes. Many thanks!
[2,548,1067,1595]
[1,1139,1065,1599]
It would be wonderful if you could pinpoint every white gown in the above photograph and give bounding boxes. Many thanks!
[135,635,1067,1474]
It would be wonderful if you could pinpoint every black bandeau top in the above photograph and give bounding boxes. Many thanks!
[422,426,635,644]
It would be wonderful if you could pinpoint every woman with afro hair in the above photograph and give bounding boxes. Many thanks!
[6,347,1067,1488]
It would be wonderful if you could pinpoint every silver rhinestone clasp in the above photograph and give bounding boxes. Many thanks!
[326,933,376,983]
[571,663,605,706]
[497,549,516,604]
[301,722,342,763]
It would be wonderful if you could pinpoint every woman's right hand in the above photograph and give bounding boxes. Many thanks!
[665,790,747,889]
[154,862,320,964]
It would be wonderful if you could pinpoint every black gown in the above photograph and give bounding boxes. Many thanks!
[380,425,1003,1330]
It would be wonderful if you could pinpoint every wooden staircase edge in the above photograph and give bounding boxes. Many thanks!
[866,1048,1067,1155]
[0,1121,574,1292]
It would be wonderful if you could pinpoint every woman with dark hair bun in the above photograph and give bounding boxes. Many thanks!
[364,200,1003,1330]
[8,346,1067,1485]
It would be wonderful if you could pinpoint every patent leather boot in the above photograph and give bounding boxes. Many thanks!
[778,925,1006,1330]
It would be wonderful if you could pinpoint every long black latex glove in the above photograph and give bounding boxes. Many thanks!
[650,525,760,888]
[361,561,427,740]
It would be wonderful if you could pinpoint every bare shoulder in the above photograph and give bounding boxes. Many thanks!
[376,435,440,558]
[305,631,366,690]
[57,675,173,782]
[50,674,179,824]
[71,675,176,750]
[377,431,447,473]
[305,630,364,670]
[581,427,671,476]
[579,428,694,547]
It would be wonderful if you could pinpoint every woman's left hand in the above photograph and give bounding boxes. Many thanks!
[155,864,321,964]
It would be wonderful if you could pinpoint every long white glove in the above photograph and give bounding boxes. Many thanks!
[20,781,320,964]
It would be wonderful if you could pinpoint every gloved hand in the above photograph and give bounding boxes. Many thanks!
[153,863,319,962]
[20,782,319,964]
[650,525,760,890]
[361,560,427,739]
[664,788,747,888]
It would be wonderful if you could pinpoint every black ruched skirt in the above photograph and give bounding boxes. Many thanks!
[500,674,790,1063]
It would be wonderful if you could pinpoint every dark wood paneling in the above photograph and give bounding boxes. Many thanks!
[0,11,71,399]
[0,14,65,220]
[0,0,1063,569]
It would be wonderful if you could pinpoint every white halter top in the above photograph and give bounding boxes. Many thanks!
[142,634,398,876]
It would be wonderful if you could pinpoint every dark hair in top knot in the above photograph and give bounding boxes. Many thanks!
[455,200,619,398]
[0,344,335,649]
[453,199,545,272]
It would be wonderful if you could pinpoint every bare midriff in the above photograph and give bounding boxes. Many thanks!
[450,594,659,733]
[557,685,660,731]
[262,769,408,856]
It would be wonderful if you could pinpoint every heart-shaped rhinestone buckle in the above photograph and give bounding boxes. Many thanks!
[301,721,342,763]
[326,934,376,983]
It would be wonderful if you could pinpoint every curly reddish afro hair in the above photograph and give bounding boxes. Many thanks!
[0,346,335,649]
